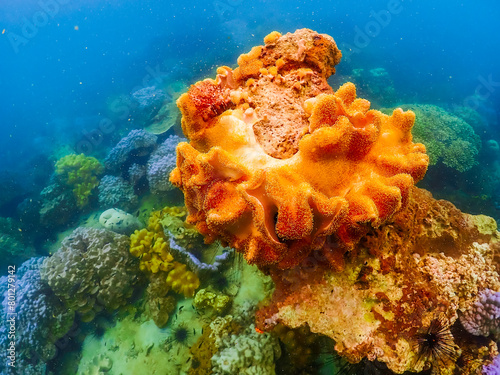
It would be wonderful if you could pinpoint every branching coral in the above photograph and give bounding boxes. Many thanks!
[170,28,429,270]
[55,153,104,208]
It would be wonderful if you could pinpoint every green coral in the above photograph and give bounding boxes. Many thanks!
[382,104,481,172]
[55,153,104,208]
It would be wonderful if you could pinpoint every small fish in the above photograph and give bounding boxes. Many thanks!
[193,328,195,335]
[1,29,5,35]
[186,357,191,363]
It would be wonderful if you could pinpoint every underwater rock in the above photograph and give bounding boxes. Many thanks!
[40,227,141,322]
[99,208,143,235]
[170,28,429,270]
[147,134,185,194]
[98,175,138,211]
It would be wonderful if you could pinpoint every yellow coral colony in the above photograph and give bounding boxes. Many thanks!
[129,207,200,298]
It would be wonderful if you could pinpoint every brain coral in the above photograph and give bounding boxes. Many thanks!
[170,28,429,270]
[40,227,140,322]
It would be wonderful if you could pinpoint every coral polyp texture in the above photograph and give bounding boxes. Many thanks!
[170,28,429,270]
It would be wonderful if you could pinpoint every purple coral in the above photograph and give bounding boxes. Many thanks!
[104,129,158,173]
[483,354,500,375]
[147,134,185,194]
[460,289,500,339]
[98,175,138,211]
[0,257,75,374]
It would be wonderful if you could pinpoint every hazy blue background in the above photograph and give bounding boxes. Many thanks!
[1,0,499,189]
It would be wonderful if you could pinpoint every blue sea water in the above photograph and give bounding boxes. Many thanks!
[1,0,500,374]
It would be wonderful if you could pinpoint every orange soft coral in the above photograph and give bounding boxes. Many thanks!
[170,29,429,270]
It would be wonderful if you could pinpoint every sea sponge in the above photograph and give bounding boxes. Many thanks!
[166,261,200,298]
[171,29,429,270]
[55,153,104,208]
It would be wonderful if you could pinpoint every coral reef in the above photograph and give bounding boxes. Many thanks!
[460,289,500,339]
[147,134,186,194]
[166,261,200,298]
[145,272,177,327]
[0,257,74,374]
[211,323,281,375]
[171,28,429,270]
[383,104,481,172]
[483,354,500,375]
[39,181,78,227]
[99,208,143,235]
[98,174,138,211]
[255,187,500,374]
[104,129,158,174]
[145,100,181,135]
[351,67,396,106]
[40,227,141,322]
[55,153,104,208]
[130,228,174,273]
[193,288,232,316]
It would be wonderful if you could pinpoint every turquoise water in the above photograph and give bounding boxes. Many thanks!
[1,1,500,374]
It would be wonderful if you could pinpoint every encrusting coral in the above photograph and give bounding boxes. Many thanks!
[55,153,104,208]
[170,28,429,271]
